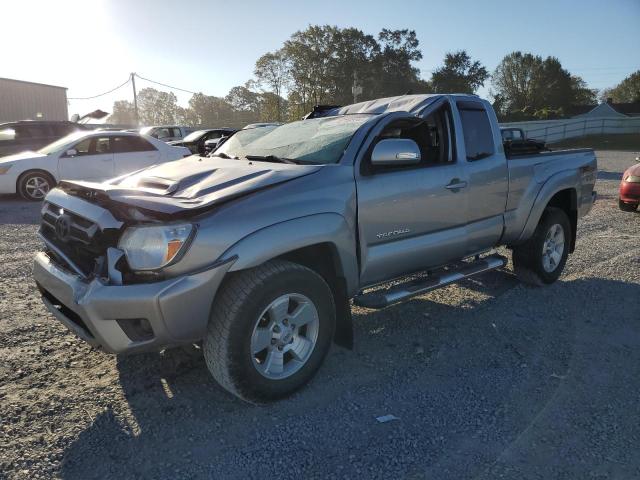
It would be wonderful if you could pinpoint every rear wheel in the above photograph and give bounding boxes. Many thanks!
[203,260,335,403]
[18,171,55,201]
[618,199,638,212]
[512,207,571,286]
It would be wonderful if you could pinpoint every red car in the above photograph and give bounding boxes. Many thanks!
[619,157,640,212]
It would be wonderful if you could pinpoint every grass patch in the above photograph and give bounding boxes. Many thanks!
[550,134,640,151]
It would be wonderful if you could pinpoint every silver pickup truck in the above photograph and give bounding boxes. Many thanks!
[33,94,597,403]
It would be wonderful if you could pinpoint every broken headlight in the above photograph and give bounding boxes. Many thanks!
[118,224,194,271]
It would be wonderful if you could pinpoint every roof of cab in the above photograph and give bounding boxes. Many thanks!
[321,93,482,117]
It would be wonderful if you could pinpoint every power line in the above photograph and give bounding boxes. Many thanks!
[67,77,131,100]
[135,73,199,94]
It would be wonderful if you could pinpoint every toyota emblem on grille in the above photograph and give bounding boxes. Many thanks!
[55,214,72,242]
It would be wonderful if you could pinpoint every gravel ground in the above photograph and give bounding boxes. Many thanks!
[1,151,639,480]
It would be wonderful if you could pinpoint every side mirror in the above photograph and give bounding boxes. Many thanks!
[65,148,78,157]
[371,138,421,166]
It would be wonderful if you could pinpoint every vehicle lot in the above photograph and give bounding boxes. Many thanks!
[0,151,638,479]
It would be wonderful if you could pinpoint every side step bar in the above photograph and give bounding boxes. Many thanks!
[353,254,507,309]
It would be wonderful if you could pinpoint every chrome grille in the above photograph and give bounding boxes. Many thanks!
[41,202,99,245]
[39,202,109,277]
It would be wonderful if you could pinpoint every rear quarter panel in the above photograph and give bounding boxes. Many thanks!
[502,149,596,244]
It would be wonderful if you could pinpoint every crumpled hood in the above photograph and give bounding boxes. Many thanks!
[0,151,46,164]
[57,155,322,216]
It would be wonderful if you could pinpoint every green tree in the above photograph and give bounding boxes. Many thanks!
[185,93,234,127]
[492,52,596,118]
[372,29,425,97]
[260,25,427,118]
[601,70,640,103]
[282,25,341,117]
[254,50,289,121]
[258,92,288,122]
[137,87,179,125]
[109,100,136,125]
[326,27,379,104]
[430,50,488,94]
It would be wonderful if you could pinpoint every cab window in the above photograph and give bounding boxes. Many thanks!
[457,102,495,161]
[368,104,454,171]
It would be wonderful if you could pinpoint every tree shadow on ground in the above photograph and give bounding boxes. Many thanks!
[597,170,623,181]
[59,277,640,479]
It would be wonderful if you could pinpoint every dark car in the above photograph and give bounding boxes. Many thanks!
[0,121,87,157]
[168,128,237,155]
[500,127,548,156]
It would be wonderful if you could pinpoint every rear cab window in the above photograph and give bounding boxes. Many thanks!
[457,101,495,161]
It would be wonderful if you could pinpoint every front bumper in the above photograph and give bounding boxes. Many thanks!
[619,182,640,203]
[33,252,234,354]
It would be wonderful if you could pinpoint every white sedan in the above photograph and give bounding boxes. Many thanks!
[0,131,191,200]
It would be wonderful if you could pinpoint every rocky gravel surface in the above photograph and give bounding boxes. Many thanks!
[0,151,639,479]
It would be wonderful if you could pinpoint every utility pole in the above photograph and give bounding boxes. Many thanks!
[131,72,139,126]
[352,71,363,104]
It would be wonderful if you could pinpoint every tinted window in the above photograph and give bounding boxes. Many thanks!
[71,137,111,155]
[458,106,494,161]
[14,125,50,139]
[171,127,182,138]
[51,124,76,136]
[205,131,223,140]
[501,129,523,141]
[154,127,172,139]
[112,136,156,153]
[73,138,92,155]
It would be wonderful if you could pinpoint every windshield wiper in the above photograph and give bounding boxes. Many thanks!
[244,155,298,165]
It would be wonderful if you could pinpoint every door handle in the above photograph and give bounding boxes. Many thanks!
[445,179,467,190]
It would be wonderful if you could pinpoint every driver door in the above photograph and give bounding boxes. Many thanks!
[58,136,114,181]
[356,102,469,286]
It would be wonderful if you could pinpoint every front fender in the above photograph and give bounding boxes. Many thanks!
[220,213,359,295]
[517,168,578,243]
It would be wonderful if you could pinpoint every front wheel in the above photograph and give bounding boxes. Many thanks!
[203,260,335,403]
[18,170,55,201]
[619,199,638,212]
[512,207,571,286]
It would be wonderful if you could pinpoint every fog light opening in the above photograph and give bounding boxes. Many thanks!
[116,318,154,342]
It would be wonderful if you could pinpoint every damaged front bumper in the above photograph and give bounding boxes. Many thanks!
[33,252,234,354]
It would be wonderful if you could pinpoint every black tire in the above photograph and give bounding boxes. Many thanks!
[203,260,335,403]
[512,207,571,286]
[618,199,638,212]
[17,170,55,201]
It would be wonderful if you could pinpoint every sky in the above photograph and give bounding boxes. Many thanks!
[2,0,639,118]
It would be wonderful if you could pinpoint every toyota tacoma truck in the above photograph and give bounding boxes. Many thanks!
[32,94,597,403]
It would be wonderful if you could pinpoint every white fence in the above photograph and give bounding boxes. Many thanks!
[499,116,640,144]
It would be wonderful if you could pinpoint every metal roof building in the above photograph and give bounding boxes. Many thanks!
[0,77,68,123]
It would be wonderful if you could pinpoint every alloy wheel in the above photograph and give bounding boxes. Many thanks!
[250,293,320,380]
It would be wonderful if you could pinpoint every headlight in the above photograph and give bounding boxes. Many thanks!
[0,164,12,175]
[118,223,195,271]
[625,175,640,183]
